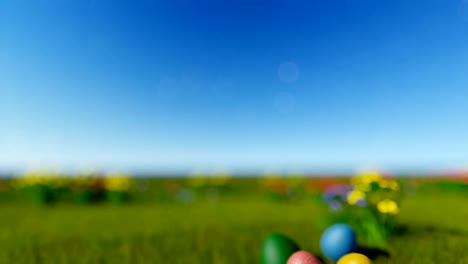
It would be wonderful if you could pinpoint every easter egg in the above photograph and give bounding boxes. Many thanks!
[319,223,358,261]
[287,250,322,264]
[337,253,373,264]
[260,233,300,264]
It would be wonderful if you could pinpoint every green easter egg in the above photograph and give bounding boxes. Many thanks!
[260,232,300,264]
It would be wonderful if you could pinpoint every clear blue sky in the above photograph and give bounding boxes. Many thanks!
[1,0,468,174]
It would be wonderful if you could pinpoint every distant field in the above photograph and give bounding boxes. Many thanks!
[0,178,467,263]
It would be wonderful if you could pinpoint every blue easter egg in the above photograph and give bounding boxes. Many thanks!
[320,223,358,261]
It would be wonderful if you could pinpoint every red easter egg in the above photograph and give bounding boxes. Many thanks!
[287,250,323,264]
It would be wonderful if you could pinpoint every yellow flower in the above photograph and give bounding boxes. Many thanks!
[13,171,66,188]
[361,171,383,184]
[351,171,383,190]
[379,179,399,191]
[347,190,365,205]
[354,182,371,192]
[377,199,399,215]
[104,175,132,191]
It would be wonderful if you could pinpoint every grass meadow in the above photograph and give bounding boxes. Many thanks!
[0,178,467,263]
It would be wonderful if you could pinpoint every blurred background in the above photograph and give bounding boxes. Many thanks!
[1,0,468,263]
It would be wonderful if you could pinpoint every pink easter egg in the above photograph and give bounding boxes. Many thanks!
[287,250,323,264]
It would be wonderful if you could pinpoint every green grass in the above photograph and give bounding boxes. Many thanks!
[0,182,467,263]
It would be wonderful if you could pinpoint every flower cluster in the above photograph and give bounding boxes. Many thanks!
[12,171,134,205]
[13,172,68,189]
[349,171,400,214]
[104,175,133,192]
[321,171,402,248]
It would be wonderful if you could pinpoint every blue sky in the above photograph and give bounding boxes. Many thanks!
[1,0,468,174]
